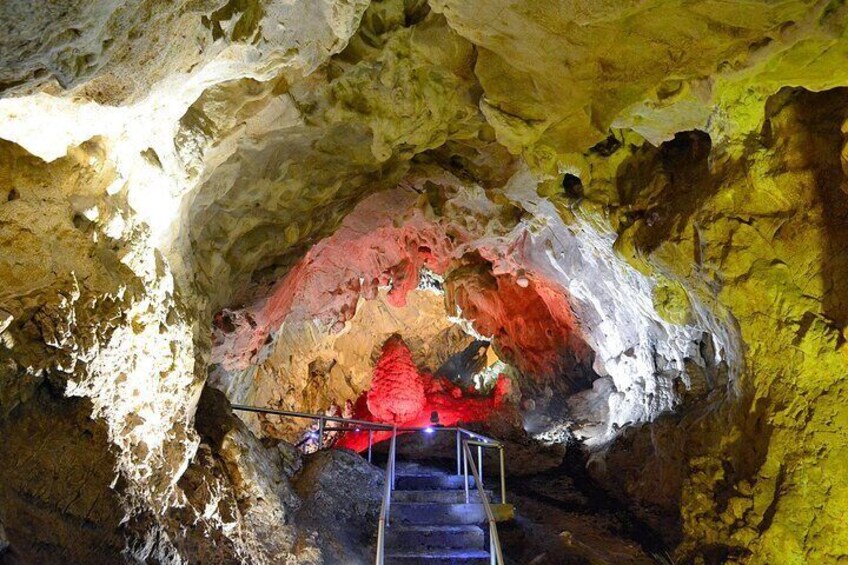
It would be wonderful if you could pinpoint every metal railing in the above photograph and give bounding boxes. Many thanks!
[231,403,393,462]
[229,404,507,564]
[374,426,397,565]
[388,426,506,504]
[373,426,507,564]
[463,439,505,565]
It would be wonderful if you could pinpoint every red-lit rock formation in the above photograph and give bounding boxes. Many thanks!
[366,336,427,424]
[212,190,462,371]
[336,336,511,452]
[446,260,590,382]
[212,185,593,387]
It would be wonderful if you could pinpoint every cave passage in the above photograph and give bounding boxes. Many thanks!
[202,173,732,564]
[3,1,848,564]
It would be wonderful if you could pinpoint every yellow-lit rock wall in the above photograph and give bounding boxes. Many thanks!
[576,89,848,563]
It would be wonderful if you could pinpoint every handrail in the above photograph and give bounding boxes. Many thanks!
[393,425,501,446]
[463,440,505,565]
[231,404,506,502]
[464,439,506,505]
[231,404,498,442]
[456,426,502,446]
[232,403,393,459]
[375,426,397,565]
[231,403,394,430]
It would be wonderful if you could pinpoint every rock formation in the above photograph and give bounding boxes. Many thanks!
[1,0,847,563]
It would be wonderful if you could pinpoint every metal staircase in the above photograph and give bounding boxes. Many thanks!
[384,461,513,564]
[230,404,513,564]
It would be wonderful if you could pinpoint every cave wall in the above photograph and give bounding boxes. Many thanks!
[0,132,203,561]
[0,1,376,560]
[211,286,479,441]
[211,165,728,451]
[589,89,848,564]
[0,387,125,564]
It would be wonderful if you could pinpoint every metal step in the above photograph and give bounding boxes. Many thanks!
[386,524,485,551]
[394,461,454,475]
[385,548,490,564]
[393,489,492,503]
[395,474,468,491]
[392,503,514,525]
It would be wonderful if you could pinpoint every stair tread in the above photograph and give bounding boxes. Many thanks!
[381,463,505,561]
[394,489,492,493]
[395,475,469,490]
[393,491,492,503]
[393,474,456,479]
[393,502,511,507]
[386,549,490,558]
[391,502,514,526]
[395,486,490,490]
[389,524,484,533]
[392,487,492,494]
[386,522,487,552]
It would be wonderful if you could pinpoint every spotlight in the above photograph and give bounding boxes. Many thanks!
[355,428,361,433]
[424,427,434,434]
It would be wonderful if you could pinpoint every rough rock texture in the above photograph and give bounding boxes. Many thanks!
[0,384,125,564]
[2,0,848,562]
[211,286,482,441]
[584,89,848,564]
[445,259,592,384]
[181,3,484,307]
[191,386,304,563]
[0,136,203,561]
[335,335,513,452]
[0,1,374,560]
[292,449,383,564]
[216,171,728,449]
[502,454,665,565]
[429,0,848,156]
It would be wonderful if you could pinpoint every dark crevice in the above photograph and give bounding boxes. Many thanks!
[757,465,785,535]
[505,444,670,556]
[561,173,584,199]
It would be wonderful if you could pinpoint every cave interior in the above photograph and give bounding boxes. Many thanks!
[1,1,848,564]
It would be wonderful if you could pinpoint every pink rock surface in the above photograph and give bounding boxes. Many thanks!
[212,186,588,382]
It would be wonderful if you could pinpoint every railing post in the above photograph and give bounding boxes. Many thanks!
[463,443,470,503]
[376,518,385,565]
[317,417,324,449]
[478,445,483,484]
[368,430,373,463]
[490,524,496,565]
[456,429,461,476]
[391,426,397,490]
[499,446,506,504]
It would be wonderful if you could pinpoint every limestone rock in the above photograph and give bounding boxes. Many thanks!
[2,0,848,562]
[0,385,125,564]
[293,449,384,564]
[366,335,427,424]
